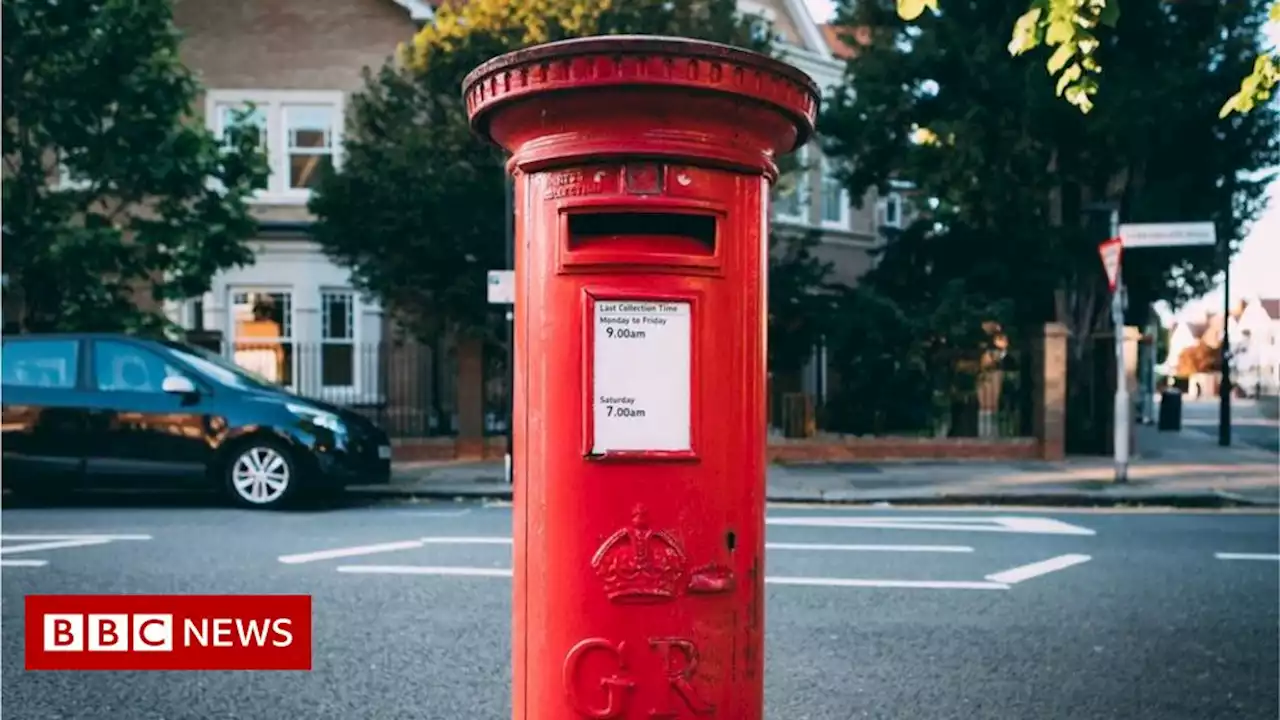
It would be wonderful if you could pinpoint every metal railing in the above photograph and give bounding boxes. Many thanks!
[800,346,1035,439]
[190,339,459,438]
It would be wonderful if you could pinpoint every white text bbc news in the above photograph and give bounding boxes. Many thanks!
[43,614,295,652]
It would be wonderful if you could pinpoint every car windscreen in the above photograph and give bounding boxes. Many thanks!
[166,344,280,391]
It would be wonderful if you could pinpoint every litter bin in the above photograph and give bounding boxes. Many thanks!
[1158,388,1183,431]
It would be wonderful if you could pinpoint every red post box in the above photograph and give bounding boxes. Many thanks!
[463,36,818,719]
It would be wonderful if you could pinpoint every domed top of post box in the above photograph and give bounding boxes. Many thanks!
[462,35,820,177]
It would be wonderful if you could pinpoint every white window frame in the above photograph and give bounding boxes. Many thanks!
[879,191,904,229]
[319,289,360,398]
[206,90,345,205]
[773,144,810,225]
[818,154,851,231]
[228,287,297,390]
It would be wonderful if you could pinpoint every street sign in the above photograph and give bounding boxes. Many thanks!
[1098,236,1122,292]
[487,270,513,304]
[1118,221,1216,248]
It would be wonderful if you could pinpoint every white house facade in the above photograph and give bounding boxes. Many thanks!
[1234,297,1280,395]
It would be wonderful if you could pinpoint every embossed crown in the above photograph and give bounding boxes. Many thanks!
[591,506,687,604]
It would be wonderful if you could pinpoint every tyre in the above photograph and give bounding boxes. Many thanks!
[223,439,302,510]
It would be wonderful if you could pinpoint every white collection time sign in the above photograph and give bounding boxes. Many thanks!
[590,300,692,454]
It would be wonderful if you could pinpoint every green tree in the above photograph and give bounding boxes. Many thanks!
[821,0,1279,338]
[896,0,1280,117]
[309,0,831,350]
[821,0,1277,445]
[2,0,269,333]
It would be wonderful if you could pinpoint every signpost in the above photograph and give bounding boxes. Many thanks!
[1117,222,1216,248]
[489,266,515,485]
[1098,236,1122,292]
[1117,221,1223,448]
[1097,231,1128,482]
[487,270,514,305]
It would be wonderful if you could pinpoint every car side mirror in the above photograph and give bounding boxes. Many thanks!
[162,376,198,395]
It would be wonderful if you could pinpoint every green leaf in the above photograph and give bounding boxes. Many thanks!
[1057,63,1083,95]
[1008,7,1043,55]
[1047,42,1075,75]
[898,0,930,21]
[1045,18,1074,45]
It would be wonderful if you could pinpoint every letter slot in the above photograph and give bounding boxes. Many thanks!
[561,210,721,271]
[568,212,716,256]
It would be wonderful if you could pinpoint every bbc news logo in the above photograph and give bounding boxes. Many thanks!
[25,594,311,671]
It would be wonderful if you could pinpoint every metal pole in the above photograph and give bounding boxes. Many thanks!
[1110,208,1129,483]
[1219,234,1231,446]
[504,171,515,484]
[1140,313,1156,424]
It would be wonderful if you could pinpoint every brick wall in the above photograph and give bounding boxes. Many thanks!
[172,0,415,95]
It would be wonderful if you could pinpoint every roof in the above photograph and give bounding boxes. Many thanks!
[819,23,867,59]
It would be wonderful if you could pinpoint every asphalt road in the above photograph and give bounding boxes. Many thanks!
[3,496,1278,720]
[1181,398,1280,454]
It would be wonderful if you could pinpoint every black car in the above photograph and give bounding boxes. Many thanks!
[0,333,392,509]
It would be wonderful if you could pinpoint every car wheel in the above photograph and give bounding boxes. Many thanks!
[224,440,300,510]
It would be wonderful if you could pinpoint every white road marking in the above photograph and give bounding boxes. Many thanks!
[766,515,1096,536]
[0,533,152,541]
[277,540,427,565]
[1214,552,1280,561]
[0,533,152,567]
[0,559,49,567]
[279,536,975,564]
[985,554,1092,584]
[765,576,1010,590]
[337,565,514,577]
[1,538,114,555]
[765,542,973,553]
[330,565,1011,590]
[390,510,474,518]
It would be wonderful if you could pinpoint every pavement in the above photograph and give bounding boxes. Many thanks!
[1180,396,1280,454]
[2,498,1277,719]
[358,400,1279,508]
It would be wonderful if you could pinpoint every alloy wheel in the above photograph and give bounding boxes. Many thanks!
[231,447,291,504]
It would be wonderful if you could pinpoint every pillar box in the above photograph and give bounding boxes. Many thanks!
[463,36,818,720]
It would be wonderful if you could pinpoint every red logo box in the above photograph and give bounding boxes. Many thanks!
[25,594,312,671]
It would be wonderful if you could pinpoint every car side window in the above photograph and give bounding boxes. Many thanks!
[93,341,184,393]
[1,339,81,389]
